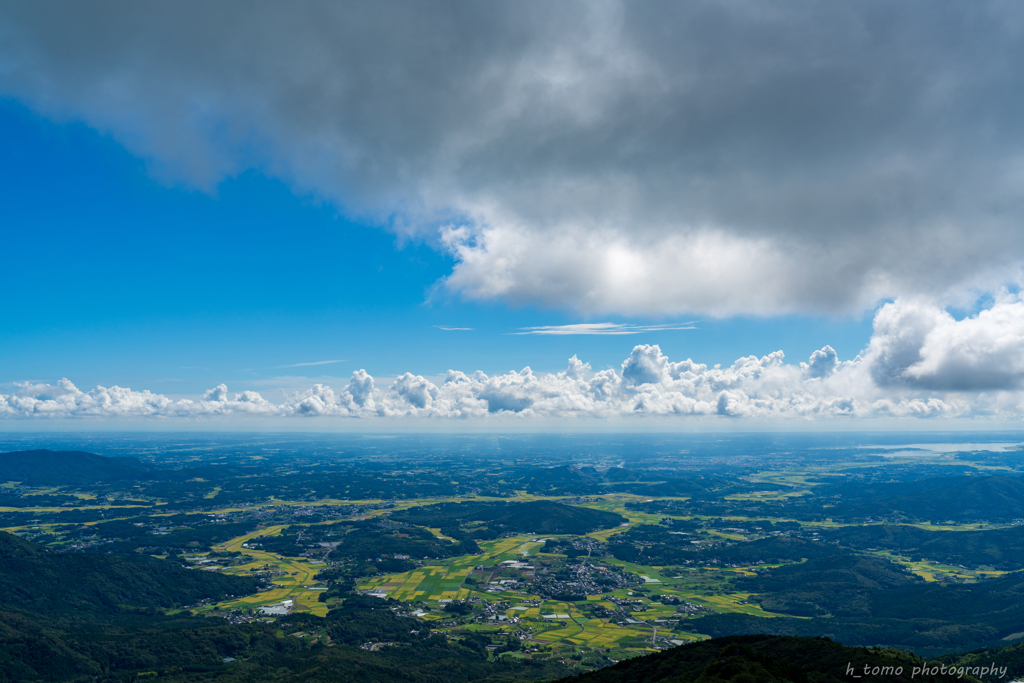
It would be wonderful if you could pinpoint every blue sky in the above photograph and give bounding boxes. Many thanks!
[0,99,874,398]
[2,2,1024,425]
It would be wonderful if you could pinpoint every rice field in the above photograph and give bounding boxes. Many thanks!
[368,565,474,601]
[191,497,797,652]
[870,551,1014,583]
[200,525,330,616]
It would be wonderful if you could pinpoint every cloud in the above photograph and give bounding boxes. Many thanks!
[434,326,474,331]
[347,370,375,409]
[478,370,537,414]
[390,373,437,410]
[802,346,839,379]
[621,345,672,385]
[276,360,346,368]
[1,378,173,417]
[2,2,1024,315]
[203,384,229,402]
[516,322,698,335]
[865,296,1024,391]
[6,297,1024,421]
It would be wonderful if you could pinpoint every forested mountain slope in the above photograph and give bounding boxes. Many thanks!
[0,449,149,485]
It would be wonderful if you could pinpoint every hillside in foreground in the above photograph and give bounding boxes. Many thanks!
[569,634,991,683]
[0,530,259,613]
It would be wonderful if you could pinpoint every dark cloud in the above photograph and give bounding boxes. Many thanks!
[2,1,1024,314]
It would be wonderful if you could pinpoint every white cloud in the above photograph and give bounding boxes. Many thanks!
[434,326,474,331]
[347,370,375,409]
[389,373,437,411]
[865,296,1024,391]
[1,379,173,417]
[516,322,698,335]
[203,384,229,402]
[2,3,1024,315]
[802,346,839,379]
[5,297,1024,422]
[276,360,345,368]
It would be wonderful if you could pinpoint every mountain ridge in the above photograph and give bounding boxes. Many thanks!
[0,449,150,485]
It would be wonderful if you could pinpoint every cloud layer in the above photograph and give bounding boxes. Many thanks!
[6,299,1024,422]
[2,2,1024,315]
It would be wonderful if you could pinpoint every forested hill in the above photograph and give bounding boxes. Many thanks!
[389,500,626,534]
[569,634,977,683]
[0,530,258,613]
[690,554,1024,655]
[822,523,1024,570]
[0,449,150,484]
[0,531,569,683]
[828,475,1024,523]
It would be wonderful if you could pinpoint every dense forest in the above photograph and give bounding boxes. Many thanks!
[571,635,988,683]
[0,531,567,682]
[689,555,1024,655]
[389,500,627,535]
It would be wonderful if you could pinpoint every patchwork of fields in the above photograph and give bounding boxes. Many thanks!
[179,487,1018,657]
[202,525,330,616]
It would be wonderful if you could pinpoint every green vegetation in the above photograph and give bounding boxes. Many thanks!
[823,524,1024,570]
[0,530,569,682]
[608,523,836,566]
[0,449,149,485]
[739,554,920,616]
[940,640,1024,680]
[0,530,258,614]
[828,475,1024,523]
[328,522,480,560]
[390,500,627,535]
[690,554,1024,655]
[573,634,980,683]
[5,436,1024,681]
[67,515,261,555]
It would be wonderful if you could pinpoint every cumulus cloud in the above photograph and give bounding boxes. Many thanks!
[5,297,1024,421]
[390,373,437,411]
[2,2,1024,315]
[347,370,375,408]
[866,297,1024,391]
[802,346,839,379]
[1,379,173,417]
[478,370,537,414]
[202,384,228,402]
[621,345,672,386]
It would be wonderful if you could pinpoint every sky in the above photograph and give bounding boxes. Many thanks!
[2,1,1024,428]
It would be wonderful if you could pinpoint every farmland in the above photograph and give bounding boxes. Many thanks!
[196,524,331,617]
[4,432,1024,669]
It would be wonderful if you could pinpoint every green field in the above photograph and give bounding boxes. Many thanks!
[16,480,1011,657]
[199,525,330,616]
[180,489,824,654]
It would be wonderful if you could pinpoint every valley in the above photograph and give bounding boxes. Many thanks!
[2,432,1024,680]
